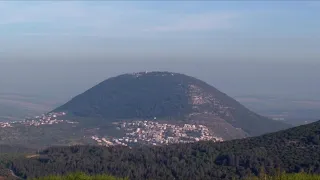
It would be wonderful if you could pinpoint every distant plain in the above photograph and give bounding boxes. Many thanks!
[0,93,64,122]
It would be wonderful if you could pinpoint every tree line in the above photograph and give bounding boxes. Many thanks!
[7,121,320,180]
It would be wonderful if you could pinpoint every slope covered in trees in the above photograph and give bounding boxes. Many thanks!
[32,172,320,180]
[32,172,127,180]
[0,145,33,154]
[54,71,290,138]
[10,120,320,180]
[246,173,320,180]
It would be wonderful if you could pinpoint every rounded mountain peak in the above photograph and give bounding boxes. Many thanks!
[56,71,217,119]
[54,71,291,138]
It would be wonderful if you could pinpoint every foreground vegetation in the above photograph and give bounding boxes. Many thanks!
[247,172,320,180]
[8,121,319,180]
[32,172,320,180]
[33,172,127,180]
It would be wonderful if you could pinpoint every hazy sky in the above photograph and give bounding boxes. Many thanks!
[0,1,319,61]
[0,1,320,101]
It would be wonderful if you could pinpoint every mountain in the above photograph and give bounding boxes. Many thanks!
[10,120,320,180]
[54,71,291,139]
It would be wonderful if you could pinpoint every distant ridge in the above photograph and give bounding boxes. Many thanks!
[54,71,291,139]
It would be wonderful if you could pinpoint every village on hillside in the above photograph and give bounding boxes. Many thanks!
[0,112,77,128]
[91,120,223,147]
[1,112,223,147]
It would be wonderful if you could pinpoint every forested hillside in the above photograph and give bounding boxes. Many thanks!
[0,145,33,154]
[10,120,320,180]
[246,173,320,180]
[32,172,127,180]
[54,71,291,138]
[32,172,320,180]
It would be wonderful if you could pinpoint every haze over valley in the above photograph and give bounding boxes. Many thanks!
[0,1,319,180]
